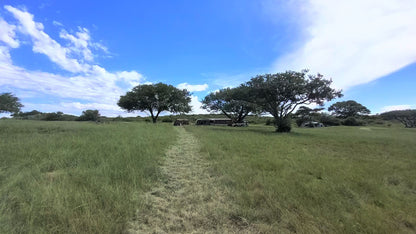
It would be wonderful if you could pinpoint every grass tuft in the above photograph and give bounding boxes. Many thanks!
[0,120,175,233]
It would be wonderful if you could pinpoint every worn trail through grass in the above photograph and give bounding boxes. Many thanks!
[127,127,255,233]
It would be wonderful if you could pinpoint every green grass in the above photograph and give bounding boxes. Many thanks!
[186,125,416,233]
[0,120,175,233]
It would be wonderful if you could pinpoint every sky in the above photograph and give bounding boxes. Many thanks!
[0,0,415,117]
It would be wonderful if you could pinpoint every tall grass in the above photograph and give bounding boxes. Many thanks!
[186,125,416,233]
[0,120,175,233]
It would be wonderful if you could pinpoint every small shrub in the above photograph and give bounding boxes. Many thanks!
[265,119,274,126]
[161,116,173,122]
[342,117,364,126]
[319,114,340,126]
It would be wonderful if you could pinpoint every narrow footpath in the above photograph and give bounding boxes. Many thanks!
[127,127,256,233]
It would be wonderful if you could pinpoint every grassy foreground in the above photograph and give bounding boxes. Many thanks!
[0,120,175,233]
[186,125,416,233]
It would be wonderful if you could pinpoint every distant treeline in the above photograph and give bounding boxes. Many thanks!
[10,109,394,127]
[12,109,100,122]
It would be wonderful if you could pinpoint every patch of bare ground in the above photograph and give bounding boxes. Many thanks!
[126,127,257,233]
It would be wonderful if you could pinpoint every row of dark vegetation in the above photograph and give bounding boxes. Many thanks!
[11,109,100,122]
[2,69,416,131]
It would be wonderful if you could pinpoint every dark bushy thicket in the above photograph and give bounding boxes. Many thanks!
[319,114,341,126]
[342,117,365,126]
[77,110,100,121]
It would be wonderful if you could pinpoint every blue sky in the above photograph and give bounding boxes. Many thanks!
[0,0,415,117]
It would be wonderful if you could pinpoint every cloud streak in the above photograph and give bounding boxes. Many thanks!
[177,83,208,92]
[273,0,416,90]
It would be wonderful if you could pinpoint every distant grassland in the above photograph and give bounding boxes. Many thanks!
[0,120,175,233]
[186,125,416,233]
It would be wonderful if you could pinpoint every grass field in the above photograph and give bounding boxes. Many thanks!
[0,120,175,233]
[1,120,415,233]
[186,124,416,233]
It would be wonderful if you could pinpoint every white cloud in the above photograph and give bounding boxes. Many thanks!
[22,102,139,117]
[0,46,12,63]
[0,5,145,117]
[5,5,90,73]
[60,27,94,61]
[380,105,413,113]
[0,18,19,48]
[190,95,209,114]
[52,20,63,27]
[116,71,144,87]
[177,82,208,92]
[273,0,416,90]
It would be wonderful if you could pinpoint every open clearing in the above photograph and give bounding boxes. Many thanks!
[1,120,416,233]
[128,127,255,233]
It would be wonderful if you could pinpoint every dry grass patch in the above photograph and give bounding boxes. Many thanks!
[128,127,257,233]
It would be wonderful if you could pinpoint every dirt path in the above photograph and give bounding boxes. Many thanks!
[127,127,255,233]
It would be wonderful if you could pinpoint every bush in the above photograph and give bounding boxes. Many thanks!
[275,117,292,132]
[342,117,365,126]
[77,110,100,121]
[319,114,341,126]
[161,116,173,122]
[265,118,275,126]
[42,112,64,121]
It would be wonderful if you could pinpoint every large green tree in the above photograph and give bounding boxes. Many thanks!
[247,70,342,132]
[0,93,23,114]
[381,109,416,128]
[202,85,257,123]
[77,110,100,121]
[118,83,192,123]
[328,100,370,118]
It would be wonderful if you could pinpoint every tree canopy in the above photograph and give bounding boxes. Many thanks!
[328,100,370,118]
[0,93,23,114]
[294,106,324,126]
[202,85,257,123]
[246,70,342,132]
[78,110,100,121]
[381,109,416,128]
[118,83,192,123]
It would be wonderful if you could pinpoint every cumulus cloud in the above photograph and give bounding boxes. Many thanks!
[60,27,94,61]
[273,0,416,90]
[60,27,108,62]
[0,5,144,116]
[116,71,144,87]
[177,83,208,92]
[0,18,19,48]
[380,105,414,113]
[189,95,209,114]
[5,5,90,73]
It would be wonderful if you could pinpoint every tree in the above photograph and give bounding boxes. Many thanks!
[0,93,23,114]
[43,112,64,121]
[247,70,342,132]
[202,85,257,123]
[328,100,370,118]
[77,110,100,121]
[381,109,416,128]
[118,83,192,123]
[294,106,324,126]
